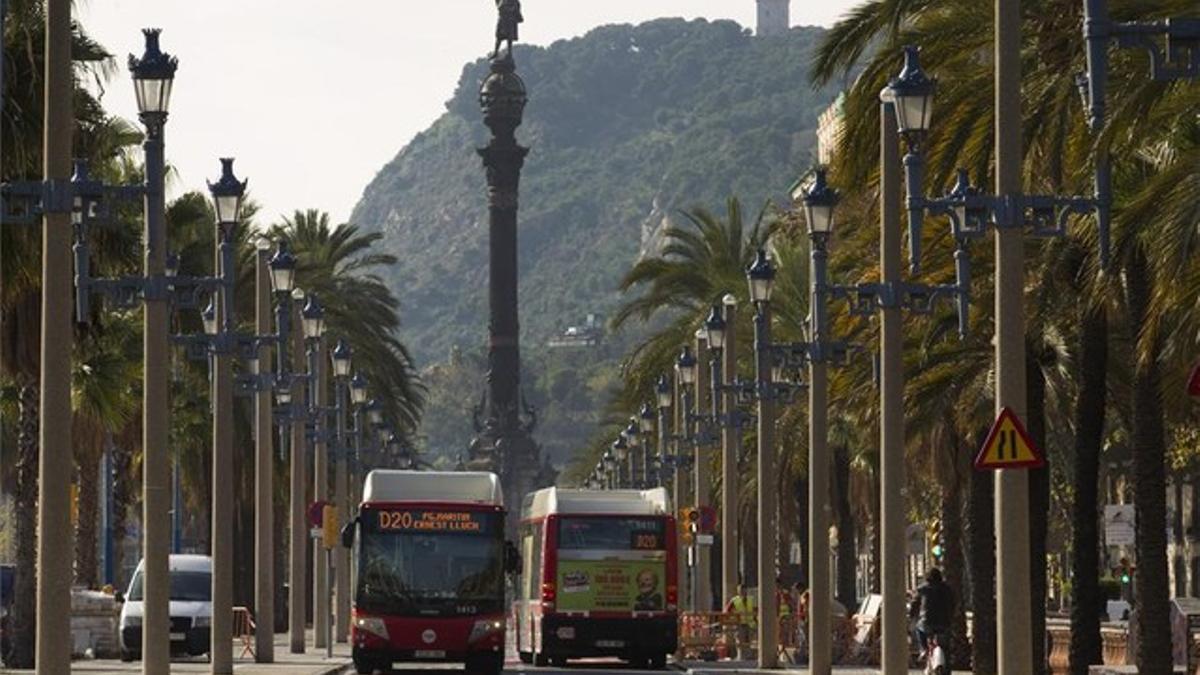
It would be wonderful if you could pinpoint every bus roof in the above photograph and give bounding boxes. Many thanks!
[521,487,670,520]
[362,470,503,507]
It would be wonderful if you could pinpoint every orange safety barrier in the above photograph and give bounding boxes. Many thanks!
[678,612,738,660]
[232,606,256,659]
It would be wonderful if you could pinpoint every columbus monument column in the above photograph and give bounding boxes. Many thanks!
[469,0,552,525]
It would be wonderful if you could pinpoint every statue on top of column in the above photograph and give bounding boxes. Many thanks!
[493,0,523,58]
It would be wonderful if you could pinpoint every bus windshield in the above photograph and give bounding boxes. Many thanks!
[357,508,503,616]
[558,517,666,551]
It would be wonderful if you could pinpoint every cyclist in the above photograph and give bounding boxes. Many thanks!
[908,567,954,659]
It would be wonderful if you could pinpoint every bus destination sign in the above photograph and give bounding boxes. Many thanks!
[371,509,492,534]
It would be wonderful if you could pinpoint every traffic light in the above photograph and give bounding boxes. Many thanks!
[1116,557,1135,585]
[929,518,944,561]
[680,507,699,545]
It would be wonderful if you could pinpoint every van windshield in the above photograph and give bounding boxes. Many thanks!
[127,570,211,602]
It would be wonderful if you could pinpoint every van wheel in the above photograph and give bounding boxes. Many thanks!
[534,651,550,667]
[119,649,135,662]
[648,653,667,670]
[550,656,568,667]
[518,651,533,664]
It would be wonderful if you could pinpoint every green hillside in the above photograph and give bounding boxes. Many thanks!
[350,17,839,463]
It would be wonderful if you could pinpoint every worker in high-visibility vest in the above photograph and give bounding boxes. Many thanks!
[724,583,756,659]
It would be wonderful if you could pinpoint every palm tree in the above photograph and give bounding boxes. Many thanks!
[266,210,423,435]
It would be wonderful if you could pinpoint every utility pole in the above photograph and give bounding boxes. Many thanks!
[878,101,907,675]
[694,333,713,613]
[995,0,1033,673]
[35,0,73,672]
[254,246,275,662]
[720,295,740,608]
[288,291,307,654]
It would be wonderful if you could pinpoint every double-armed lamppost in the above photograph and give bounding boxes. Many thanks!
[6,29,181,674]
[329,338,354,644]
[880,38,1117,671]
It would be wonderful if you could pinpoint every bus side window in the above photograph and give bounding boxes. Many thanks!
[522,532,536,600]
[531,522,544,600]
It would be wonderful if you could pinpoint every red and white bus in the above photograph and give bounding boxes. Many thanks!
[344,471,518,675]
[514,487,678,668]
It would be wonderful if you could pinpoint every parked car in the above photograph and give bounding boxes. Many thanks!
[117,555,212,661]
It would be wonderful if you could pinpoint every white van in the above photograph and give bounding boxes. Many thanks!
[117,554,213,661]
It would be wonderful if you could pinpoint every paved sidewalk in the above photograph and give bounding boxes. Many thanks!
[675,660,962,674]
[1,631,351,674]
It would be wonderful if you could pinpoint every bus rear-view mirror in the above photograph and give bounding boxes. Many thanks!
[340,518,357,549]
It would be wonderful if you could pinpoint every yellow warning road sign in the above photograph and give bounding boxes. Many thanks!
[974,407,1044,470]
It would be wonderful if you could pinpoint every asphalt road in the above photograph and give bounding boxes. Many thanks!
[337,662,667,675]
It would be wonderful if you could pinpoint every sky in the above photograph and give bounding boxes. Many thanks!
[78,0,860,226]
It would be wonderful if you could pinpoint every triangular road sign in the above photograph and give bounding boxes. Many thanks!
[1189,362,1200,398]
[974,407,1045,470]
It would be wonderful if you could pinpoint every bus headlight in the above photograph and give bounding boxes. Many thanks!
[355,616,389,640]
[468,619,504,643]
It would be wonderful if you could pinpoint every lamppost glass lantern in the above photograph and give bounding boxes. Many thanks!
[800,168,839,236]
[676,346,697,385]
[656,374,673,409]
[882,45,936,136]
[613,437,629,461]
[639,403,655,433]
[747,248,776,303]
[202,300,218,336]
[624,420,640,448]
[165,252,179,278]
[275,378,292,406]
[704,304,727,349]
[330,340,352,378]
[301,294,326,339]
[349,373,368,405]
[129,29,177,115]
[268,240,297,293]
[208,158,248,227]
[366,399,383,426]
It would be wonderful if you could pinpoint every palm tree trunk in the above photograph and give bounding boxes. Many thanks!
[869,471,881,594]
[11,384,39,668]
[75,445,101,589]
[1126,247,1171,674]
[942,479,969,670]
[1027,340,1049,675]
[1069,305,1106,675]
[110,438,135,588]
[968,432,996,675]
[796,476,809,588]
[833,443,857,610]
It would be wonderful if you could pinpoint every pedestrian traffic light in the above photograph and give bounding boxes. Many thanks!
[1116,557,1135,585]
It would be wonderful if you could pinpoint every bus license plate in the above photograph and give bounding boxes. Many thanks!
[414,650,445,659]
[596,639,625,648]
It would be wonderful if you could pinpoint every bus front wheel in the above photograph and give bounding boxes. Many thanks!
[518,651,533,664]
[465,652,503,675]
[647,653,667,670]
[533,651,550,667]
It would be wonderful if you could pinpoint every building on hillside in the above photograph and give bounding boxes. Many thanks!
[756,0,790,37]
[817,91,845,165]
[547,313,604,349]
